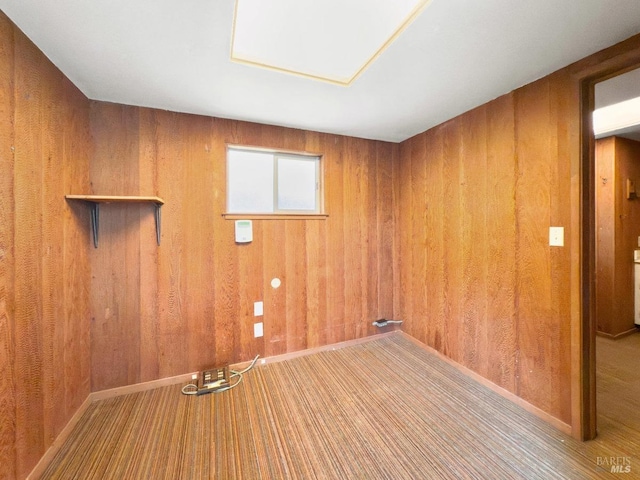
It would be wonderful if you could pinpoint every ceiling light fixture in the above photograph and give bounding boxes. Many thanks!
[593,96,640,138]
[230,0,431,86]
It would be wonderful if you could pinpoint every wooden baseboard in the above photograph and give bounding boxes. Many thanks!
[27,395,93,480]
[596,326,638,339]
[398,332,573,436]
[90,371,199,402]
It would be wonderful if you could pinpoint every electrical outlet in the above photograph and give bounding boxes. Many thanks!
[254,301,263,316]
[254,322,264,338]
[201,366,230,390]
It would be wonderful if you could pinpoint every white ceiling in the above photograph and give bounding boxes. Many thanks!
[1,0,640,143]
[595,67,640,110]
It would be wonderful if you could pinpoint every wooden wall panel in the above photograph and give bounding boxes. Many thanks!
[61,76,92,423]
[304,132,327,350]
[88,105,400,390]
[549,72,573,426]
[89,104,142,389]
[324,136,347,345]
[460,106,487,372]
[441,119,464,363]
[343,137,367,340]
[484,94,517,390]
[0,12,17,480]
[376,141,396,320]
[423,127,445,352]
[596,136,640,337]
[514,76,567,419]
[14,29,46,474]
[595,138,616,334]
[138,108,161,381]
[398,74,574,424]
[397,140,412,336]
[0,11,92,479]
[409,135,427,342]
[613,137,640,334]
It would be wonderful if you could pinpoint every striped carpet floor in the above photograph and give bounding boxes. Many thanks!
[40,333,633,479]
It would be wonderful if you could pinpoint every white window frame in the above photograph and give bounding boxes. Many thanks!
[225,145,324,217]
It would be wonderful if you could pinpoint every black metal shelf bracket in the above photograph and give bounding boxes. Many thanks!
[86,201,162,248]
[90,202,99,248]
[154,203,162,246]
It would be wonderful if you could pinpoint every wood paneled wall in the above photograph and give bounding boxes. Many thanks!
[2,4,640,473]
[398,71,574,424]
[88,103,399,391]
[596,136,640,337]
[0,12,92,480]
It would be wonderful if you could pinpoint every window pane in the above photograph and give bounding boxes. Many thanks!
[227,149,274,213]
[277,156,318,211]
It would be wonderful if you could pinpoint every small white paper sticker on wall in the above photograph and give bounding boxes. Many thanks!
[254,322,263,338]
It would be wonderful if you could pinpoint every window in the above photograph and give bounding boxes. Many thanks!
[227,147,322,215]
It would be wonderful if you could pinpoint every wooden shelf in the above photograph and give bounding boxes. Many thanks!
[65,195,164,205]
[66,195,164,248]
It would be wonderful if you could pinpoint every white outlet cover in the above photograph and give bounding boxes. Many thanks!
[254,322,264,338]
[254,301,263,316]
[549,226,564,247]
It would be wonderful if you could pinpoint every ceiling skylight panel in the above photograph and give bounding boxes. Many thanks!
[231,0,430,85]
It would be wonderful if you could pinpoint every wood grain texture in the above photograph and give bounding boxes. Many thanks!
[61,76,92,430]
[596,137,640,336]
[88,105,400,391]
[514,76,562,419]
[89,104,142,390]
[14,27,46,475]
[2,10,639,476]
[485,94,517,391]
[0,11,92,480]
[595,137,616,335]
[397,76,573,424]
[613,138,640,334]
[395,32,640,441]
[0,12,17,480]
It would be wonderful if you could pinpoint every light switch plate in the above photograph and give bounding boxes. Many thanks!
[549,227,564,247]
[254,322,263,338]
[254,301,263,316]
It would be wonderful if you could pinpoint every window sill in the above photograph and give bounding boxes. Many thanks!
[223,213,328,220]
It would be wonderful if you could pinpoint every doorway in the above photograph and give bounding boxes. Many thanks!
[583,63,640,441]
[591,68,640,451]
[593,68,640,338]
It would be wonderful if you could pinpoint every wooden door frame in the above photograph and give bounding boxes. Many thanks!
[578,41,640,440]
